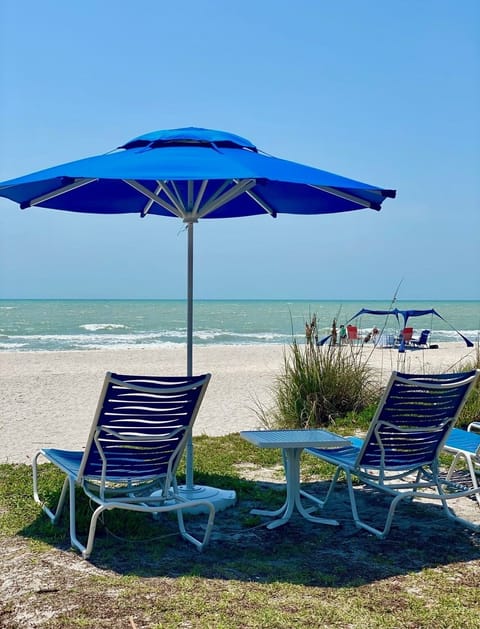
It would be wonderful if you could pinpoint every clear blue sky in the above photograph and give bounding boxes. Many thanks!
[0,0,479,301]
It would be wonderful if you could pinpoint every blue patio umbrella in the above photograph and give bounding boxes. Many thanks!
[0,127,396,506]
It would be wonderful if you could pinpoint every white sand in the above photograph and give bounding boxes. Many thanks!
[0,342,476,464]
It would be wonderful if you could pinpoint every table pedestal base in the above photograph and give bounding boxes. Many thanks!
[251,448,339,529]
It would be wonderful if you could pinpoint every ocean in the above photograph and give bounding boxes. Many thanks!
[0,299,479,352]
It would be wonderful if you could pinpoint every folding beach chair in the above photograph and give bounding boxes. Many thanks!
[346,325,359,343]
[33,372,215,559]
[304,370,480,538]
[395,327,414,346]
[444,422,480,507]
[410,329,431,349]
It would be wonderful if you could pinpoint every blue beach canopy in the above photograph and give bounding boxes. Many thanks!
[319,307,473,348]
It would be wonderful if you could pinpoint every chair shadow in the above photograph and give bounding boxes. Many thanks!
[19,472,480,587]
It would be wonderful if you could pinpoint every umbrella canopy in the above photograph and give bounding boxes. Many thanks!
[0,127,395,218]
[0,126,396,494]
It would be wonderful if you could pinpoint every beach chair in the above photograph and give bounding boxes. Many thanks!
[410,329,431,349]
[346,325,359,343]
[304,370,480,538]
[395,327,413,345]
[33,372,215,559]
[394,327,414,352]
[443,422,480,507]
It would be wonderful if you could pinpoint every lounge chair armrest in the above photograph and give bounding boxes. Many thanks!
[467,422,480,433]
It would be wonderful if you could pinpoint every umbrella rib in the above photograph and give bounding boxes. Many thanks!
[24,178,97,208]
[196,179,257,218]
[188,181,193,210]
[155,181,187,214]
[243,187,277,217]
[169,181,187,212]
[140,182,163,217]
[192,180,209,215]
[310,185,381,210]
[194,180,231,215]
[124,179,183,218]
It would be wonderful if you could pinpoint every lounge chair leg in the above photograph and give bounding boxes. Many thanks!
[345,472,365,531]
[81,504,112,559]
[32,452,43,507]
[176,501,215,550]
[67,479,91,558]
[446,452,463,481]
[33,453,69,524]
[347,475,407,539]
[49,477,70,524]
[300,466,343,510]
[445,451,480,507]
[465,460,480,507]
[322,467,343,507]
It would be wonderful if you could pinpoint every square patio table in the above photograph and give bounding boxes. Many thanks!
[240,429,350,529]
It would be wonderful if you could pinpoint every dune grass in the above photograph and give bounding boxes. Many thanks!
[256,341,380,430]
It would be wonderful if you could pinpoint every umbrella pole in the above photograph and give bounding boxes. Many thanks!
[186,220,194,489]
[187,221,194,378]
[178,219,236,512]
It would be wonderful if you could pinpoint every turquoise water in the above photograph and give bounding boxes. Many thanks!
[0,299,479,351]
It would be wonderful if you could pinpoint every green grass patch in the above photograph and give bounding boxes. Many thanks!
[1,429,480,628]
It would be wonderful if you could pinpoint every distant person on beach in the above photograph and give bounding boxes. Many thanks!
[306,315,317,346]
[311,314,318,345]
[339,324,347,345]
[305,321,313,345]
[331,319,337,346]
[364,327,380,344]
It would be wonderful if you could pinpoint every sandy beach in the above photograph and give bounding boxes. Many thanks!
[0,342,476,464]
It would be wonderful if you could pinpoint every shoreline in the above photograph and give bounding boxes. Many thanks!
[1,342,476,464]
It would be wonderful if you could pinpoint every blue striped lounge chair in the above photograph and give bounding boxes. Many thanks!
[33,372,215,559]
[304,370,480,538]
